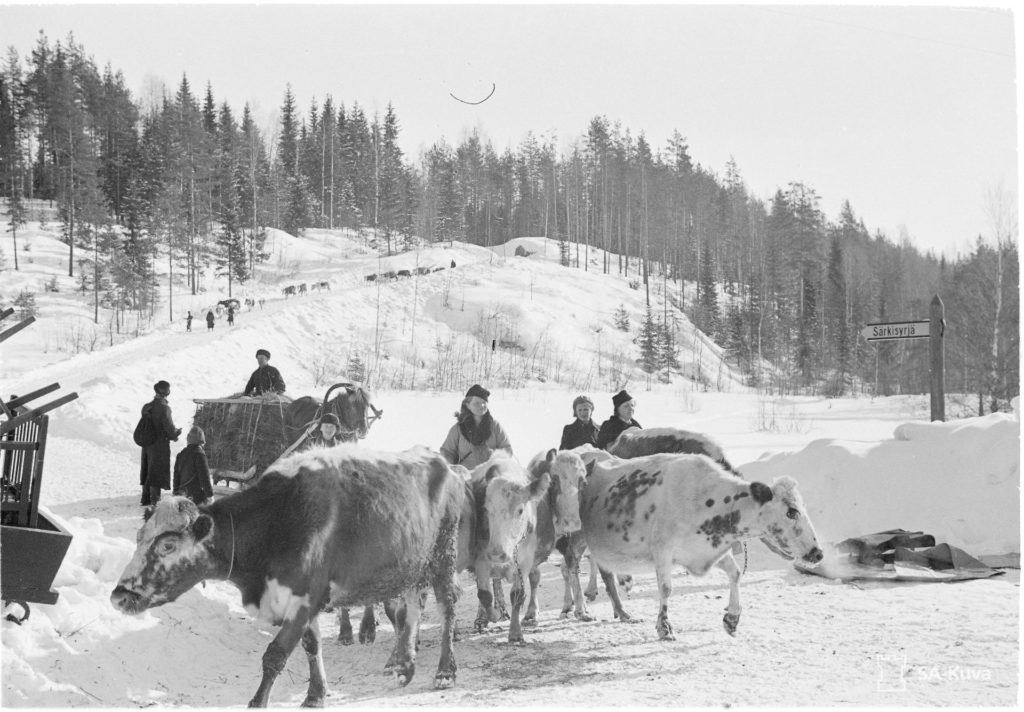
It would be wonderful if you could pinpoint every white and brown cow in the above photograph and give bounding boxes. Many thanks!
[608,426,737,473]
[467,452,553,642]
[560,451,822,640]
[111,445,465,707]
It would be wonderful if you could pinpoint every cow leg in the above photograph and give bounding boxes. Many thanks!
[507,568,528,643]
[599,566,635,622]
[584,557,600,602]
[384,589,423,686]
[654,560,675,641]
[382,598,398,630]
[300,616,327,706]
[337,607,354,645]
[431,547,460,688]
[522,567,542,627]
[474,560,495,632]
[249,606,315,707]
[716,553,743,636]
[491,576,510,621]
[358,604,376,644]
[562,535,593,621]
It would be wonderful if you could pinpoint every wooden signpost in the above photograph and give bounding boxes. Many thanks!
[861,295,945,421]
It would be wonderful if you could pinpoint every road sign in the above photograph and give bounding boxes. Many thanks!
[861,320,930,342]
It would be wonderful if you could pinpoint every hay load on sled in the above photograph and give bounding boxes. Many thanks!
[192,382,382,488]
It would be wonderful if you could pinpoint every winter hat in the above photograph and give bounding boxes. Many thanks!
[154,380,170,395]
[465,384,490,402]
[612,390,633,411]
[320,413,341,427]
[572,395,594,413]
[186,426,205,445]
[255,348,271,359]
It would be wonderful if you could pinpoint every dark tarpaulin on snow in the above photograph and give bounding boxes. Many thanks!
[796,529,1005,583]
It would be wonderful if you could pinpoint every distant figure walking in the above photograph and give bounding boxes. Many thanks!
[451,259,457,269]
[206,310,215,331]
[185,311,193,332]
[258,298,265,310]
[227,305,235,326]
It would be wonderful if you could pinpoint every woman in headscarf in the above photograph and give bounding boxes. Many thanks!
[596,389,642,450]
[439,384,513,469]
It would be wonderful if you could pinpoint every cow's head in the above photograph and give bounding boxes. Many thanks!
[534,449,587,535]
[110,497,217,614]
[749,477,823,565]
[482,458,550,564]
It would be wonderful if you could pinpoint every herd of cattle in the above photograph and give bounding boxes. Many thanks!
[365,261,455,283]
[111,426,823,707]
[282,281,332,297]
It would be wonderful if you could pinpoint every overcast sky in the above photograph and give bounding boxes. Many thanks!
[1,2,1018,258]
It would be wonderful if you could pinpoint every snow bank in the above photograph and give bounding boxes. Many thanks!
[741,410,1021,556]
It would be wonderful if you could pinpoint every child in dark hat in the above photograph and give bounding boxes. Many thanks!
[306,412,345,449]
[560,394,599,450]
[439,384,512,469]
[596,389,642,449]
[173,426,214,505]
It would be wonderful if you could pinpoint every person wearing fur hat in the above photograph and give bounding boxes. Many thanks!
[305,412,345,449]
[244,348,287,396]
[596,389,642,450]
[559,395,600,450]
[172,426,214,505]
[440,384,513,469]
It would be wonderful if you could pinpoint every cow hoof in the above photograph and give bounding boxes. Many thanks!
[300,696,325,707]
[723,612,741,636]
[522,616,537,628]
[657,621,675,641]
[434,672,456,689]
[394,664,416,687]
[576,612,595,623]
[508,634,525,644]
[359,628,375,644]
[338,633,354,646]
[584,590,598,603]
[614,610,635,623]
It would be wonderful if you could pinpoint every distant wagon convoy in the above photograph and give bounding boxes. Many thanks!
[111,445,466,706]
[192,382,382,488]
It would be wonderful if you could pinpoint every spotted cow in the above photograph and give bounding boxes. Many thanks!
[608,426,737,473]
[111,445,465,707]
[565,451,823,640]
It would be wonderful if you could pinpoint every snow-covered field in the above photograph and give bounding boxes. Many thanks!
[0,223,1019,707]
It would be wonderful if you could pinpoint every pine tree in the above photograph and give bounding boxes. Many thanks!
[659,313,680,379]
[613,303,630,331]
[637,305,660,373]
[698,233,719,336]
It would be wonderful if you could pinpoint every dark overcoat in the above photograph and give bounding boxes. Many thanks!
[173,444,214,504]
[596,416,642,450]
[559,419,600,450]
[139,395,180,490]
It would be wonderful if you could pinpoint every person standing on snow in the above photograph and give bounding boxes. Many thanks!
[185,311,193,332]
[439,384,512,469]
[560,395,600,450]
[173,426,214,505]
[596,389,642,450]
[244,348,287,396]
[139,380,182,507]
[206,310,215,331]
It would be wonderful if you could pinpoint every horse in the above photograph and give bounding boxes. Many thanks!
[283,383,382,444]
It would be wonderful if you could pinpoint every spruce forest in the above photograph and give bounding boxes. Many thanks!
[1,34,1018,411]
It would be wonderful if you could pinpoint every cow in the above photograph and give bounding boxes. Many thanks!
[365,274,378,282]
[608,426,737,473]
[467,453,552,642]
[110,445,465,706]
[298,283,308,295]
[383,271,397,280]
[244,297,256,311]
[317,281,331,291]
[282,285,296,298]
[558,451,822,640]
[397,269,412,278]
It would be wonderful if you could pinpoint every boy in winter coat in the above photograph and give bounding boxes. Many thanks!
[173,426,214,505]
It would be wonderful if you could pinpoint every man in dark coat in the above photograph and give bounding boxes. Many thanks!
[596,389,642,450]
[560,394,600,450]
[244,348,286,396]
[139,380,182,506]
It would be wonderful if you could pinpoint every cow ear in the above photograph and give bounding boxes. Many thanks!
[750,481,774,504]
[191,514,213,542]
[484,465,500,483]
[546,448,557,463]
[529,472,551,501]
